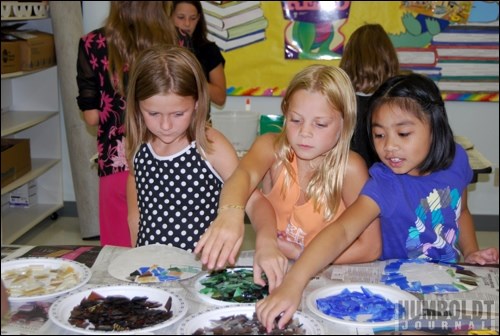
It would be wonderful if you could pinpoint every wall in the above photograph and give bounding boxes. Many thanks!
[70,1,498,219]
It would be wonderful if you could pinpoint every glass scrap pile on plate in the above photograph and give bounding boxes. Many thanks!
[315,285,405,322]
[107,244,202,283]
[195,267,269,305]
[306,283,421,328]
[1,257,92,302]
[177,304,324,335]
[48,284,188,334]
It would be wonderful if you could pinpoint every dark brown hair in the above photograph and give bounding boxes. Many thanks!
[339,23,400,94]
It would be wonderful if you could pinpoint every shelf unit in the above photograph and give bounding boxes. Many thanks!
[1,16,63,244]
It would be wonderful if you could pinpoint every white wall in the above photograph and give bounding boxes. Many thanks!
[72,1,498,217]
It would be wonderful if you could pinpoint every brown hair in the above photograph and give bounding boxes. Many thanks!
[339,23,400,94]
[105,1,178,95]
[125,45,210,164]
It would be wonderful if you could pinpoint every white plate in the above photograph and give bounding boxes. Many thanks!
[194,267,266,306]
[381,259,478,294]
[306,283,420,328]
[108,244,202,283]
[1,257,91,302]
[176,304,324,335]
[49,284,187,335]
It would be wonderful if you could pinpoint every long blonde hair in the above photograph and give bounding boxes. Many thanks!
[105,1,178,95]
[276,65,356,221]
[125,45,210,164]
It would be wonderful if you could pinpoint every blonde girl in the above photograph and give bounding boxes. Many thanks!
[196,65,380,291]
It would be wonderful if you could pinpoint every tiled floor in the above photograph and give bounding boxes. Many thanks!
[11,216,499,253]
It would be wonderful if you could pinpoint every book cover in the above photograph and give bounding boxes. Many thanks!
[437,80,499,92]
[435,44,499,61]
[205,6,264,30]
[208,30,265,51]
[207,16,268,39]
[438,60,499,77]
[397,47,437,67]
[201,1,260,17]
[432,26,499,44]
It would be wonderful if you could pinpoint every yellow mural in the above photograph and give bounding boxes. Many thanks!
[214,1,499,101]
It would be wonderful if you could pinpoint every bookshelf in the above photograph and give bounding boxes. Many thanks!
[1,13,63,244]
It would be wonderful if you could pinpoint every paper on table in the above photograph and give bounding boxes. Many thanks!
[327,261,499,314]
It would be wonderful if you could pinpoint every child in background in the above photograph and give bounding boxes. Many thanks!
[172,1,227,107]
[76,1,182,247]
[125,45,272,253]
[255,73,499,332]
[195,65,380,291]
[339,23,400,168]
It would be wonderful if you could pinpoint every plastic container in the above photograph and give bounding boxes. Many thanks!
[211,111,258,151]
[259,114,284,135]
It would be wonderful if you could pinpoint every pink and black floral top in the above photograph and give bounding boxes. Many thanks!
[76,28,128,177]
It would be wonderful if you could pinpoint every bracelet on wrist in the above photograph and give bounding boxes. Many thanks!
[218,204,245,213]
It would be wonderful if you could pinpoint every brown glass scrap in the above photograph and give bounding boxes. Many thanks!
[68,291,173,331]
[192,313,306,335]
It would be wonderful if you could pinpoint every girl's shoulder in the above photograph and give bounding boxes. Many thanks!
[204,126,238,157]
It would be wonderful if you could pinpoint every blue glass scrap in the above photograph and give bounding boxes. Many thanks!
[316,286,405,322]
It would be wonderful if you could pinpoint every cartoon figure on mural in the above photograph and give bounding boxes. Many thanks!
[283,1,351,60]
[388,13,445,48]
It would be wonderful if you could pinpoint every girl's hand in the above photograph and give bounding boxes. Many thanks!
[255,280,302,332]
[464,247,499,265]
[194,210,244,270]
[253,244,288,293]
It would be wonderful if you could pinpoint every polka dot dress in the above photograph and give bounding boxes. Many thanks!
[134,142,223,252]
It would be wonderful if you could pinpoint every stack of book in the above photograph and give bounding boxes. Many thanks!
[431,25,499,92]
[201,1,268,52]
[396,47,441,81]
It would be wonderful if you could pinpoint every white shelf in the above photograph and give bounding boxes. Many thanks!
[1,66,55,80]
[1,110,58,136]
[1,13,62,245]
[1,158,60,195]
[1,203,63,244]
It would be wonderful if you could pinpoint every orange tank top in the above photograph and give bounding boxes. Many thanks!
[263,158,346,247]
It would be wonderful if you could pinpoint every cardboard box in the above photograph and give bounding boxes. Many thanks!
[1,34,21,74]
[7,30,55,71]
[10,180,37,208]
[1,138,31,188]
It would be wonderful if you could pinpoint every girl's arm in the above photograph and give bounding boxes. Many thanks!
[246,189,288,292]
[334,152,381,264]
[82,109,99,126]
[256,195,381,332]
[195,132,277,269]
[458,189,479,258]
[458,190,499,264]
[127,168,139,247]
[207,63,226,106]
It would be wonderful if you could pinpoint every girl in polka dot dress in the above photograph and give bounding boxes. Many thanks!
[125,45,273,253]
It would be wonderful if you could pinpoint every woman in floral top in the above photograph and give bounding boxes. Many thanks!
[76,1,185,246]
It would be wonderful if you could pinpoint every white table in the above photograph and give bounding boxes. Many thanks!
[1,245,498,335]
